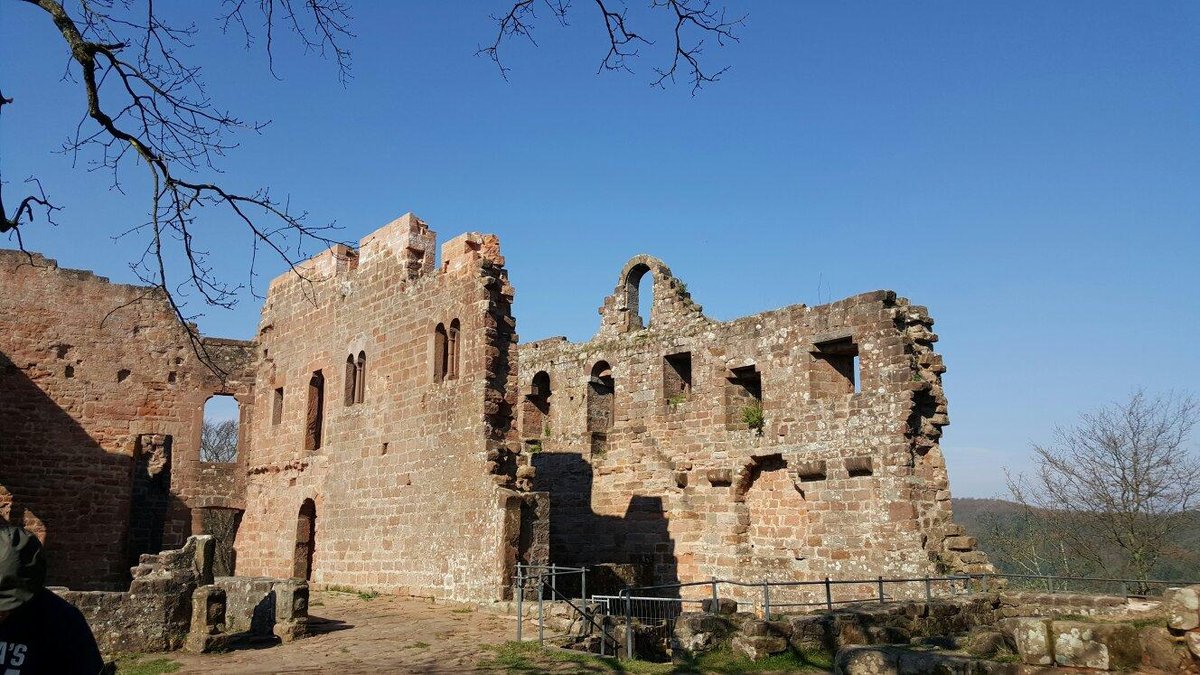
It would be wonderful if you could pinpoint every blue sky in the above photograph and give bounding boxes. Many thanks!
[3,2,1197,496]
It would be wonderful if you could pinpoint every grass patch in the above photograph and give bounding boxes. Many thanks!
[410,641,431,649]
[357,590,380,601]
[452,606,475,613]
[478,641,831,673]
[114,655,181,675]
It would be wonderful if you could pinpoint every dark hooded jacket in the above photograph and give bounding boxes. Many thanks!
[0,527,105,674]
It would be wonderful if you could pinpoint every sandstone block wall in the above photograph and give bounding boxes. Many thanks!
[0,251,255,589]
[233,214,548,602]
[517,255,990,596]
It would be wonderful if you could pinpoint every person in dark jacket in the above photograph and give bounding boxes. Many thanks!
[0,526,105,674]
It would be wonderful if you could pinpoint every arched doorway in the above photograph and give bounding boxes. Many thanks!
[293,499,317,580]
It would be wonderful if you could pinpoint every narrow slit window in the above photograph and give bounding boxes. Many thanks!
[344,354,357,406]
[306,370,325,452]
[447,319,460,380]
[272,387,284,425]
[433,323,447,382]
[355,351,366,403]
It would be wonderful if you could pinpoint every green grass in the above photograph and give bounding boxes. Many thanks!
[478,641,831,673]
[357,590,380,600]
[115,655,181,675]
[452,606,475,613]
[410,641,431,649]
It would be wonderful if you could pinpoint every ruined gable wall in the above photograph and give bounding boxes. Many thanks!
[0,250,254,589]
[235,214,546,602]
[517,256,989,594]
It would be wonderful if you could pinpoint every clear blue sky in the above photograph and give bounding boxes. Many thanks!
[3,2,1197,496]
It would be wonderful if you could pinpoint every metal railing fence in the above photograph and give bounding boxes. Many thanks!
[513,563,620,656]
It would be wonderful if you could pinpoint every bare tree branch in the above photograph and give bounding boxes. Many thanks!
[480,0,744,93]
[2,0,355,375]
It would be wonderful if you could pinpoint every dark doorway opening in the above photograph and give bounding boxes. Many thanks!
[293,499,317,580]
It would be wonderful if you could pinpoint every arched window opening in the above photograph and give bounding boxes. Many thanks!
[306,371,325,452]
[355,351,366,403]
[522,371,552,438]
[201,395,240,463]
[587,360,614,433]
[433,323,448,382]
[344,354,357,406]
[447,319,461,380]
[626,263,653,330]
[293,499,317,580]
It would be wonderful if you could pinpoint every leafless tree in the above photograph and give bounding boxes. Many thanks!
[201,418,238,463]
[1007,390,1200,589]
[480,0,746,94]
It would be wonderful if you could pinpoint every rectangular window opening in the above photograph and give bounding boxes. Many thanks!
[725,364,763,430]
[811,337,859,398]
[663,351,693,404]
[272,387,284,425]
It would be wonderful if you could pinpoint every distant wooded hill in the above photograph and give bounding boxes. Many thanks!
[952,498,1200,583]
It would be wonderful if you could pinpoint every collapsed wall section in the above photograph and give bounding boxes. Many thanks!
[234,214,547,602]
[0,250,255,589]
[517,255,989,594]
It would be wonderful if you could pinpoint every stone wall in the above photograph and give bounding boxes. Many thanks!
[517,255,990,593]
[0,251,255,589]
[54,535,215,655]
[232,214,548,602]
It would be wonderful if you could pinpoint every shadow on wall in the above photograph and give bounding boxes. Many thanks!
[531,452,679,596]
[0,351,190,590]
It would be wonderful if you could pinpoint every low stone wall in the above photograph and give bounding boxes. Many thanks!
[51,535,307,657]
[673,595,999,660]
[1166,585,1200,667]
[212,576,309,642]
[997,591,1127,618]
[661,589,1199,673]
[54,535,215,655]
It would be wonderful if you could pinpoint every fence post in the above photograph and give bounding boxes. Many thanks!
[762,582,770,619]
[825,577,833,611]
[515,564,524,642]
[924,576,932,604]
[551,564,557,594]
[877,576,885,604]
[624,589,633,660]
[538,571,545,646]
[581,568,587,606]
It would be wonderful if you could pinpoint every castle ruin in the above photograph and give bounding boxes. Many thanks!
[0,214,989,602]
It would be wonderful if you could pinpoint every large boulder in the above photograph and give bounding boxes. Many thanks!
[1165,586,1200,631]
[1050,620,1140,671]
[997,617,1052,666]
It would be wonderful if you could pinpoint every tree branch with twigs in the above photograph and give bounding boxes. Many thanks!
[1,0,354,374]
[480,0,745,94]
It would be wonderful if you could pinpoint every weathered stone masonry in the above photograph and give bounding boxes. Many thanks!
[518,255,990,594]
[233,214,548,602]
[0,250,253,590]
[1,214,985,605]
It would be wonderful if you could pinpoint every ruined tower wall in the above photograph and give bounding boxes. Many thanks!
[0,251,254,589]
[517,256,989,594]
[234,215,547,602]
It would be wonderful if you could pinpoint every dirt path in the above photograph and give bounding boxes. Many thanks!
[168,591,567,674]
